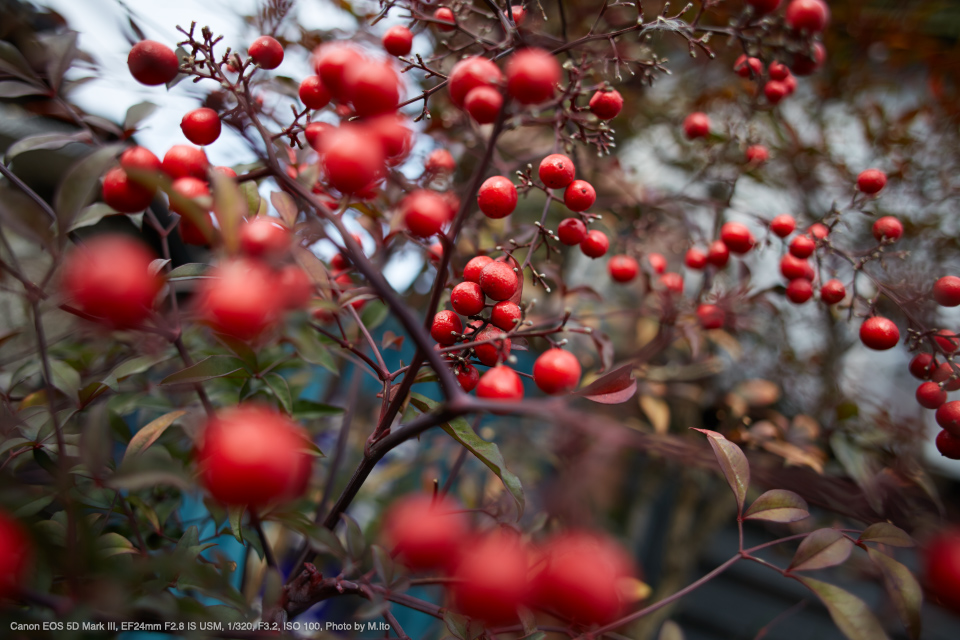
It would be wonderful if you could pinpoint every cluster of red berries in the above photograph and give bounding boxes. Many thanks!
[383,495,638,626]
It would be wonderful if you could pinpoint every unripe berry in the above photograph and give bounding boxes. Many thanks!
[239,218,290,258]
[697,304,725,329]
[162,145,210,180]
[476,365,524,400]
[789,235,816,258]
[786,278,814,304]
[734,55,763,78]
[720,222,755,254]
[557,218,587,245]
[539,154,576,189]
[479,260,520,301]
[382,25,413,57]
[383,495,468,571]
[770,214,796,238]
[934,276,960,307]
[533,349,581,395]
[660,272,684,294]
[917,382,947,410]
[780,254,814,281]
[180,108,221,146]
[909,353,936,380]
[792,42,827,76]
[61,235,163,328]
[451,281,485,316]
[431,310,463,345]
[433,7,456,30]
[857,169,887,194]
[0,511,30,599]
[102,167,154,213]
[457,364,481,392]
[478,176,518,219]
[299,76,331,110]
[936,431,960,460]
[872,216,903,242]
[746,145,769,164]
[609,255,639,283]
[473,325,512,366]
[647,253,668,274]
[937,401,960,437]
[859,316,899,351]
[198,405,311,506]
[580,229,609,259]
[319,125,386,194]
[127,40,179,86]
[451,533,530,623]
[314,43,363,101]
[685,248,708,270]
[785,0,831,33]
[564,180,596,212]
[746,0,783,14]
[589,89,624,120]
[463,256,493,283]
[764,81,789,104]
[248,36,284,69]
[935,329,960,354]
[683,112,710,139]
[490,300,522,330]
[505,48,561,105]
[707,241,730,268]
[820,279,846,304]
[769,60,790,80]
[464,85,503,124]
[426,149,456,174]
[448,56,502,107]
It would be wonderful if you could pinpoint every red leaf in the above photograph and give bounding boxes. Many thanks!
[573,364,637,404]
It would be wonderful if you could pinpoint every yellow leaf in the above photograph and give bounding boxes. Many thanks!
[639,395,670,434]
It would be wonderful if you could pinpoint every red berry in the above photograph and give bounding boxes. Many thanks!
[428,242,443,264]
[808,222,829,239]
[647,253,667,274]
[563,180,596,212]
[120,146,161,172]
[720,222,755,254]
[917,382,947,410]
[935,329,960,354]
[249,36,284,69]
[431,310,463,345]
[533,349,581,395]
[769,61,790,80]
[197,260,283,339]
[277,265,313,310]
[580,230,609,259]
[697,304,725,329]
[433,7,456,30]
[463,256,493,283]
[476,366,524,401]
[685,248,708,270]
[872,216,903,242]
[457,364,481,392]
[180,108,221,146]
[464,85,503,124]
[127,40,179,86]
[792,42,827,76]
[426,149,456,174]
[539,153,576,189]
[451,281,485,316]
[304,122,331,151]
[936,432,960,460]
[746,0,782,14]
[820,279,846,304]
[859,316,900,351]
[299,76,331,110]
[319,125,386,194]
[934,276,960,307]
[478,176,518,219]
[609,255,639,283]
[505,48,561,105]
[382,25,413,57]
[344,58,401,118]
[0,511,29,597]
[448,56,503,107]
[403,190,449,237]
[214,166,237,178]
[473,325,512,366]
[162,145,210,180]
[314,44,363,101]
[660,272,684,294]
[746,145,769,164]
[589,89,623,120]
[511,5,526,24]
[239,218,290,258]
[102,167,154,213]
[683,112,710,139]
[909,353,937,380]
[479,260,520,301]
[707,241,730,268]
[932,363,960,392]
[198,405,311,506]
[780,254,814,281]
[786,278,813,304]
[764,80,789,104]
[383,495,467,571]
[734,55,764,78]
[785,0,830,32]
[451,533,530,623]
[557,218,587,245]
[937,401,960,437]
[789,234,816,258]
[169,176,211,216]
[857,169,887,194]
[364,114,413,166]
[770,214,796,238]
[62,235,163,328]
[491,301,522,331]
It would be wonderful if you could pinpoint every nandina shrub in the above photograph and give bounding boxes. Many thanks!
[0,1,958,638]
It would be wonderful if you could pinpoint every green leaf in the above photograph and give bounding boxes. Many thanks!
[0,80,47,98]
[263,373,293,413]
[228,506,245,544]
[789,529,854,572]
[865,548,922,640]
[692,428,750,514]
[13,494,54,518]
[293,330,338,373]
[161,356,244,385]
[123,101,158,131]
[858,523,914,548]
[360,300,390,330]
[307,525,347,560]
[70,202,120,231]
[240,181,261,217]
[744,489,809,523]
[292,399,343,419]
[270,191,298,227]
[796,576,891,640]
[96,532,138,557]
[48,359,81,400]
[213,333,257,371]
[410,393,524,516]
[0,41,38,81]
[343,513,366,561]
[211,168,245,254]
[167,262,210,281]
[54,144,124,231]
[371,544,395,585]
[6,132,89,162]
[103,353,170,390]
[43,30,77,93]
[122,410,186,463]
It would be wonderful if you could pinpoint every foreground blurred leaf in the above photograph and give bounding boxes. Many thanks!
[211,168,245,254]
[5,132,88,161]
[744,489,809,523]
[797,577,891,640]
[692,428,750,513]
[789,529,854,572]
[574,364,637,404]
[658,621,685,640]
[866,547,922,640]
[54,143,123,232]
